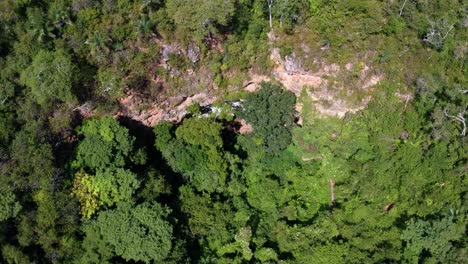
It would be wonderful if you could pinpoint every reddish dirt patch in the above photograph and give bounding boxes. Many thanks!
[237,119,254,134]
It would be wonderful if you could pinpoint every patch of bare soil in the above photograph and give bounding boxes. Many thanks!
[243,73,270,92]
[236,119,254,134]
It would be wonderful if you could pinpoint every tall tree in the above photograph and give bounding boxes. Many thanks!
[155,118,229,193]
[238,82,296,154]
[20,49,76,107]
[0,187,21,222]
[80,202,173,263]
[73,117,135,171]
[72,168,140,218]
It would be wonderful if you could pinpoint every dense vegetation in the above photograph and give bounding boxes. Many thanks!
[0,0,466,263]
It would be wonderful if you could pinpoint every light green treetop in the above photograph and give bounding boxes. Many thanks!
[72,168,140,218]
[73,117,135,170]
[20,49,76,107]
[0,188,21,222]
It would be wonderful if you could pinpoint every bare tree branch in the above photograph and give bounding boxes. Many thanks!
[267,0,274,33]
[384,201,395,212]
[329,179,335,209]
[444,107,467,137]
[442,25,454,40]
[404,94,412,109]
[399,0,408,17]
[424,18,455,48]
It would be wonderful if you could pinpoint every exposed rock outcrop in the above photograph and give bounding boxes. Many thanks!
[246,48,383,118]
[117,90,216,127]
[117,40,383,126]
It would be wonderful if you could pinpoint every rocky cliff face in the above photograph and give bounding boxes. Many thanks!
[116,39,383,126]
[246,48,382,118]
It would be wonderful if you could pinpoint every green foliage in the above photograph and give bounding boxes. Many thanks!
[155,118,228,192]
[246,176,281,214]
[32,189,59,250]
[6,121,56,190]
[279,44,293,58]
[80,202,173,263]
[187,103,201,115]
[0,78,15,111]
[0,0,466,263]
[20,49,76,107]
[271,0,309,32]
[0,110,15,150]
[217,227,253,261]
[238,82,296,154]
[73,117,135,170]
[402,215,466,263]
[0,187,21,222]
[91,169,139,206]
[1,245,30,264]
[96,67,125,98]
[137,169,172,201]
[166,0,235,41]
[175,117,223,148]
[72,169,140,218]
[179,185,233,236]
[254,247,278,262]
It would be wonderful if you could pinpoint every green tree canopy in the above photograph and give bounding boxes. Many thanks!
[72,168,140,218]
[402,215,466,263]
[0,187,21,222]
[238,82,296,154]
[154,118,228,193]
[73,117,135,171]
[166,0,235,40]
[80,202,173,263]
[20,49,76,107]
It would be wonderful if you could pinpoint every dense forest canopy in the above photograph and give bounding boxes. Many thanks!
[0,0,466,263]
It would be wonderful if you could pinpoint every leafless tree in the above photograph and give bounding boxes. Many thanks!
[399,0,407,17]
[0,96,7,105]
[267,0,273,32]
[444,107,467,137]
[279,0,290,28]
[424,18,454,48]
[328,179,335,209]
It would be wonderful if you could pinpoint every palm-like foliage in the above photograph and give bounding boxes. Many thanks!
[135,15,154,38]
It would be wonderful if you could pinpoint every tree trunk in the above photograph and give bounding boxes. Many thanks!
[329,179,335,208]
[268,0,273,33]
[399,0,407,17]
